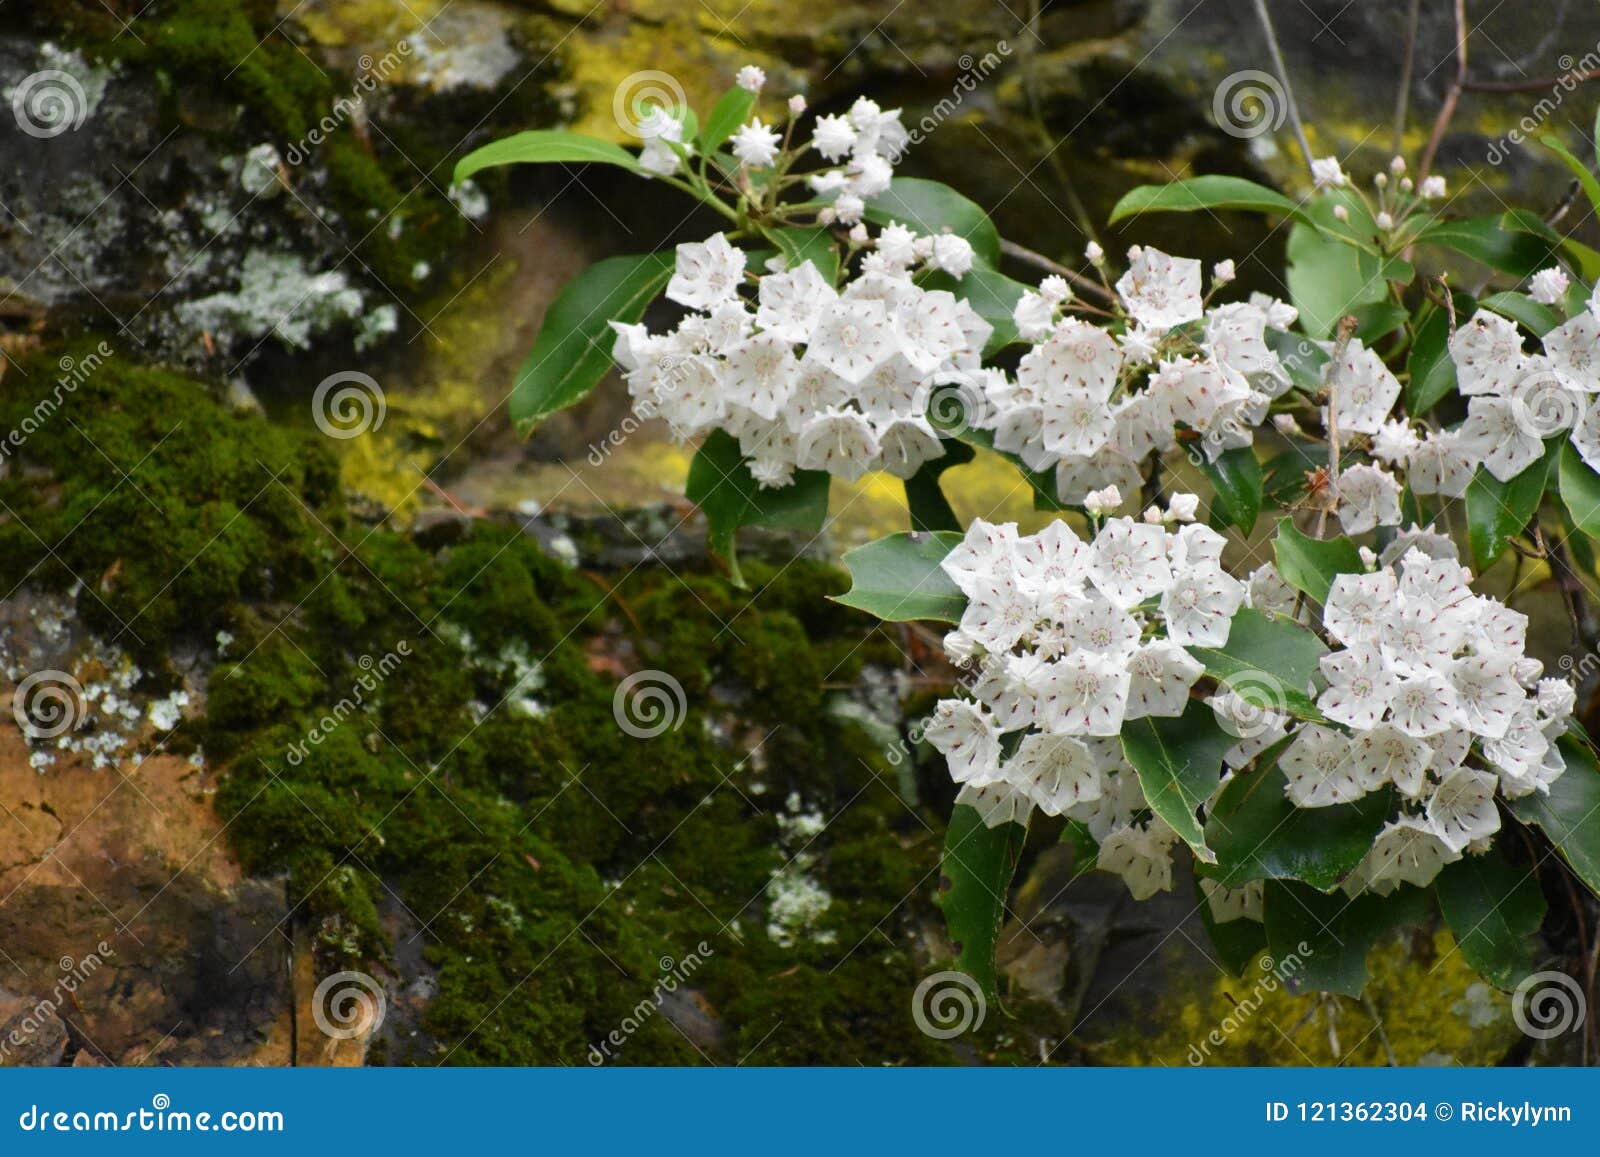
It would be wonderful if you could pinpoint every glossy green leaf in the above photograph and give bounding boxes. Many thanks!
[1416,216,1557,279]
[1202,446,1263,534]
[454,129,645,185]
[764,225,839,281]
[1558,441,1600,539]
[903,442,974,533]
[1405,303,1463,416]
[508,252,674,435]
[1108,176,1306,224]
[1120,699,1233,862]
[832,531,966,623]
[1191,608,1328,721]
[686,430,830,587]
[937,804,1026,1003]
[1540,134,1600,218]
[864,178,1001,267]
[1264,881,1427,997]
[699,87,755,152]
[1350,301,1409,344]
[1207,755,1392,890]
[1272,519,1364,605]
[1285,222,1389,339]
[1466,445,1552,571]
[1435,849,1545,990]
[1511,738,1600,899]
[1264,328,1329,392]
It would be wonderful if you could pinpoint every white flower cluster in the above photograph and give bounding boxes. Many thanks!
[1272,546,1574,894]
[611,228,987,488]
[922,500,1246,900]
[991,246,1301,509]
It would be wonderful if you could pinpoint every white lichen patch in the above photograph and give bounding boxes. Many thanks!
[175,250,366,351]
[764,792,835,947]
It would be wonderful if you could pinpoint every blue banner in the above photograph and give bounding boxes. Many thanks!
[0,1068,1594,1153]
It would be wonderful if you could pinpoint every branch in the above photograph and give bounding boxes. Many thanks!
[1463,70,1600,93]
[1418,0,1469,180]
[998,239,1117,305]
[1392,0,1421,155]
[1250,0,1313,176]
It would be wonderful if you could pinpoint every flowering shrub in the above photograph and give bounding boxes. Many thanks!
[458,66,1600,1001]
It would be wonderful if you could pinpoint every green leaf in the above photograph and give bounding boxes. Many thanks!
[1264,328,1330,392]
[1201,446,1262,534]
[1108,175,1306,224]
[699,87,755,152]
[763,225,840,282]
[685,430,830,587]
[1207,756,1392,890]
[1511,738,1600,899]
[1435,849,1546,991]
[1264,881,1427,997]
[1540,134,1600,219]
[508,252,674,435]
[1405,300,1470,416]
[1285,222,1389,339]
[1120,699,1233,862]
[1500,206,1600,282]
[1558,441,1600,539]
[1196,877,1270,977]
[1191,607,1328,721]
[1465,445,1552,571]
[936,804,1026,1003]
[1479,290,1563,337]
[864,178,1001,267]
[1272,519,1364,605]
[1416,216,1557,279]
[1350,301,1410,344]
[832,531,966,623]
[454,129,646,185]
[903,441,974,532]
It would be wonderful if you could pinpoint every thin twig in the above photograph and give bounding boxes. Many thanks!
[1418,0,1469,180]
[1392,0,1421,155]
[998,239,1116,305]
[1361,993,1399,1066]
[1251,0,1313,176]
[1314,315,1359,540]
[1463,71,1600,93]
[1021,0,1103,251]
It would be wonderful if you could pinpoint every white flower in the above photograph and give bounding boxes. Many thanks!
[1245,562,1298,618]
[1013,291,1056,342]
[833,193,866,225]
[1085,241,1104,264]
[927,233,976,277]
[1336,463,1403,534]
[1160,565,1245,647]
[923,700,1002,784]
[1011,518,1086,598]
[722,332,798,419]
[1449,654,1523,739]
[1043,391,1115,458]
[1006,732,1103,814]
[1457,395,1546,482]
[1450,310,1527,396]
[1375,211,1394,230]
[1281,724,1370,806]
[1361,816,1458,892]
[736,64,767,93]
[755,260,836,341]
[788,94,807,115]
[1326,340,1400,434]
[1324,570,1397,646]
[1426,767,1502,852]
[1370,418,1420,465]
[1542,310,1600,390]
[1318,644,1398,730]
[1405,431,1476,497]
[731,118,783,167]
[1349,724,1433,797]
[1125,641,1203,719]
[666,233,746,310]
[805,300,897,382]
[1387,672,1459,737]
[956,782,1033,829]
[1036,651,1132,736]
[1166,493,1200,522]
[1039,275,1072,304]
[1212,259,1236,286]
[810,113,858,161]
[1086,517,1171,607]
[1529,266,1571,306]
[795,407,880,480]
[1082,484,1123,516]
[941,518,1019,592]
[1097,822,1178,900]
[1311,156,1347,188]
[1115,246,1203,331]
[1200,878,1263,923]
[1420,175,1447,200]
